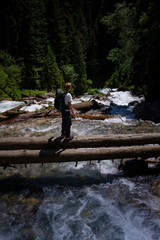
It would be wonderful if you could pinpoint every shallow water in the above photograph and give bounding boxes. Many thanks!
[0,90,160,240]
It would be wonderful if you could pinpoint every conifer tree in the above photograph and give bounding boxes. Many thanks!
[42,45,64,91]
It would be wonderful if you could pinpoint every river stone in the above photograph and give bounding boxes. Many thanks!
[0,113,8,120]
[134,100,160,123]
[153,181,160,196]
[120,159,148,176]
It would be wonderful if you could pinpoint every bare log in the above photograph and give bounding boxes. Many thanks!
[0,133,160,150]
[0,111,62,125]
[73,100,104,111]
[77,113,112,120]
[0,110,113,125]
[0,145,160,165]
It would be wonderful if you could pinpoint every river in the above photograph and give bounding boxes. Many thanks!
[0,89,160,240]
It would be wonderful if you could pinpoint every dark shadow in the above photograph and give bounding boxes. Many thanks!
[0,166,160,194]
[48,136,64,143]
[47,136,73,150]
[0,171,122,194]
[46,136,67,149]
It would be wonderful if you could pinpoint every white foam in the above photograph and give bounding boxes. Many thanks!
[0,100,24,113]
[120,178,135,191]
[108,91,143,106]
[20,103,48,112]
[44,97,55,103]
[29,125,57,133]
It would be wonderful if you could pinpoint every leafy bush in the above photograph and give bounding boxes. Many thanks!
[87,88,100,95]
[0,51,22,100]
[87,88,105,97]
[21,89,47,97]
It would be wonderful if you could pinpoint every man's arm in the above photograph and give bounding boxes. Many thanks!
[68,102,76,118]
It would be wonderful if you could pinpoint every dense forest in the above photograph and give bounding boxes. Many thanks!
[0,0,160,100]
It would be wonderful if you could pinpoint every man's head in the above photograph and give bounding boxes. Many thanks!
[65,82,72,91]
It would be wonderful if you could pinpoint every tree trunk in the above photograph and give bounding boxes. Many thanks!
[0,133,160,150]
[73,100,104,111]
[0,145,160,165]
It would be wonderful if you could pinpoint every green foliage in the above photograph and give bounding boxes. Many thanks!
[88,88,100,95]
[0,51,22,100]
[87,88,105,97]
[1,0,160,100]
[132,2,160,100]
[102,2,138,88]
[86,79,93,88]
[21,89,47,97]
[62,64,78,85]
[42,45,64,91]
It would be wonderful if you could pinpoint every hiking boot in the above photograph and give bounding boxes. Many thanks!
[65,136,74,140]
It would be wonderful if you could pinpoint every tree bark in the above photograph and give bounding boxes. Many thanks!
[0,145,160,165]
[0,133,160,150]
[73,100,104,111]
[0,111,113,125]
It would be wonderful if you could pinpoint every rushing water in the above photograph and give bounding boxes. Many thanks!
[0,89,160,240]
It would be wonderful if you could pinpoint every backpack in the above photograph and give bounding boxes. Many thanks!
[54,89,66,112]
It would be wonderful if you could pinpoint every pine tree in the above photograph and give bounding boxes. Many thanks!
[42,45,64,91]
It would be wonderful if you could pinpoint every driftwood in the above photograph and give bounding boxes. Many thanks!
[73,100,104,111]
[18,96,43,102]
[0,112,50,125]
[78,113,112,120]
[0,133,160,150]
[0,98,106,125]
[0,110,113,125]
[0,145,160,165]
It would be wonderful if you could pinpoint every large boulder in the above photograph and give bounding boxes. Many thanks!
[134,100,160,123]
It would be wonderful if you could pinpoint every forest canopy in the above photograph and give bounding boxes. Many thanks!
[0,0,160,100]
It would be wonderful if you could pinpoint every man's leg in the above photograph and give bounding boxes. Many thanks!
[64,111,71,138]
[61,113,66,136]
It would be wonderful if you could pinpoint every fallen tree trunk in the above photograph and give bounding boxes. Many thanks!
[77,113,112,120]
[73,100,104,111]
[0,111,113,125]
[0,112,53,125]
[0,133,160,150]
[0,145,160,165]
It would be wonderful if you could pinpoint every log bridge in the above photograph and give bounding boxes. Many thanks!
[0,133,160,166]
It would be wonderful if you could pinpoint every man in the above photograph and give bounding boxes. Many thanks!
[61,82,76,139]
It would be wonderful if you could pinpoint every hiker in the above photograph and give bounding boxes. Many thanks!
[61,82,76,139]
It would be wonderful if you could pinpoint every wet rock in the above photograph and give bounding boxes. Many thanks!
[153,181,160,196]
[44,92,55,98]
[118,86,128,91]
[101,106,112,114]
[128,100,139,106]
[0,113,8,121]
[119,159,148,176]
[24,99,37,105]
[134,100,160,123]
[110,101,117,107]
[19,228,36,240]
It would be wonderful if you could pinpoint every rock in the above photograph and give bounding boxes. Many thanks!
[128,100,139,106]
[110,101,117,107]
[0,113,8,121]
[118,86,128,91]
[101,106,112,114]
[134,100,160,123]
[119,159,148,176]
[43,92,55,98]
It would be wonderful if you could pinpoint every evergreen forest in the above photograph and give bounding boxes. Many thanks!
[0,0,160,100]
